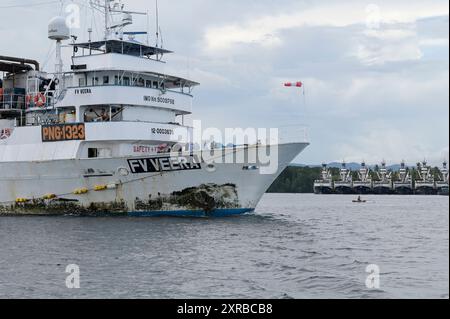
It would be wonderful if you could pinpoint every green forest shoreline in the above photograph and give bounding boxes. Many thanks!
[268,165,446,194]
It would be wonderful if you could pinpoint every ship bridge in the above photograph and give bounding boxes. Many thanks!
[69,39,198,88]
[71,40,172,58]
[44,38,200,126]
[3,0,200,148]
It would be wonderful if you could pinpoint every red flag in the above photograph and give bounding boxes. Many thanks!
[284,82,303,87]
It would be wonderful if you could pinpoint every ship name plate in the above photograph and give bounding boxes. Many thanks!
[128,155,202,174]
[42,123,86,142]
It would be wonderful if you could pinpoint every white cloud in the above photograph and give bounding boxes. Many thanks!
[203,0,449,52]
[354,38,424,65]
[419,38,450,46]
[334,129,449,166]
[0,0,448,164]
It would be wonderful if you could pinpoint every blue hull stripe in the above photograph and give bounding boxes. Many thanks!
[128,208,254,217]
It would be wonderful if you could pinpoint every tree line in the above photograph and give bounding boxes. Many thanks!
[267,165,445,194]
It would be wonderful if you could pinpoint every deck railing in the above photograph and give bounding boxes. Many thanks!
[0,93,57,111]
[0,94,26,111]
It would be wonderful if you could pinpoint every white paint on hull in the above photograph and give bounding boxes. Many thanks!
[0,143,308,214]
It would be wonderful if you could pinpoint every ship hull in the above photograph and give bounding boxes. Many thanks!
[393,185,413,195]
[353,186,373,195]
[372,186,393,195]
[414,186,437,195]
[436,183,449,196]
[314,186,334,195]
[334,186,354,195]
[0,143,308,217]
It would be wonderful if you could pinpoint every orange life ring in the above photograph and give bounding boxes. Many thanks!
[34,93,46,107]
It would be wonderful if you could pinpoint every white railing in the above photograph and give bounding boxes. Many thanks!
[0,94,26,111]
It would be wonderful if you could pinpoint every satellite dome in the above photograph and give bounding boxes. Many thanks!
[48,16,70,41]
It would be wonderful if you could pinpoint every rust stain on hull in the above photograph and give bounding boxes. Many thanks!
[0,184,241,216]
[0,199,127,217]
[136,183,240,213]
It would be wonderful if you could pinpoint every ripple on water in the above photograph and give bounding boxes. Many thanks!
[0,194,448,299]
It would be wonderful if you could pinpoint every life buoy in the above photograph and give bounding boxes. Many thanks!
[34,93,46,107]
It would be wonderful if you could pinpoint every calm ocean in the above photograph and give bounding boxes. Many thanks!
[0,194,448,299]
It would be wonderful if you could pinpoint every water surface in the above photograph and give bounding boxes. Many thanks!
[0,194,448,299]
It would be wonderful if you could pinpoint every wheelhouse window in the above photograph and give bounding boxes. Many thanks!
[71,71,195,94]
[87,147,112,158]
[88,148,98,158]
[83,106,111,122]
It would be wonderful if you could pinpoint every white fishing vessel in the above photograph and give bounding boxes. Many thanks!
[314,164,333,194]
[373,161,393,194]
[0,1,308,217]
[436,161,449,196]
[352,162,373,194]
[414,161,436,195]
[334,162,353,194]
[393,161,413,195]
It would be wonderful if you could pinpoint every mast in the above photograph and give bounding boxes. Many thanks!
[104,0,109,40]
[155,0,159,48]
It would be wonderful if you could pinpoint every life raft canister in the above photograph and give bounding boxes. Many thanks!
[34,93,46,107]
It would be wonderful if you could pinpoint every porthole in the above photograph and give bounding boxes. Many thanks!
[206,163,216,173]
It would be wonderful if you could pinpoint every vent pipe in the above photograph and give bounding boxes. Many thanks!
[0,55,40,71]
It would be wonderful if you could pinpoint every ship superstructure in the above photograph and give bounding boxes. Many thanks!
[352,162,373,194]
[314,164,333,194]
[334,162,353,194]
[393,161,413,195]
[436,162,449,196]
[415,161,436,195]
[0,1,309,216]
[373,161,393,194]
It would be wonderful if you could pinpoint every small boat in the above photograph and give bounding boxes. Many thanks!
[352,197,366,203]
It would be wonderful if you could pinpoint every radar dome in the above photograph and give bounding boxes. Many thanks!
[48,16,70,41]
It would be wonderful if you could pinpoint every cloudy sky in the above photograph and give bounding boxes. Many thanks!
[0,0,448,165]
